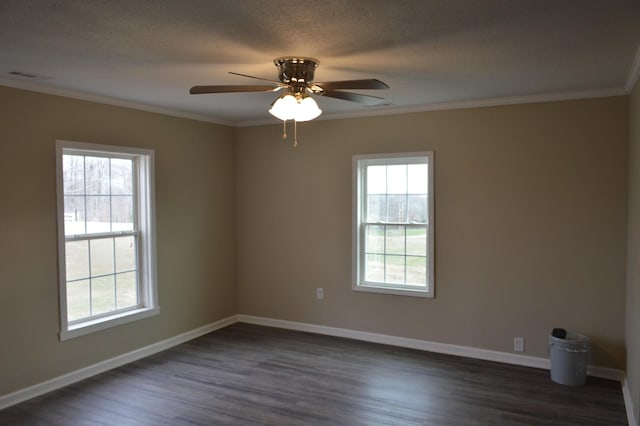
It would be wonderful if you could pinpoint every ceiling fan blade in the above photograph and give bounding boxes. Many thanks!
[228,71,281,84]
[189,85,278,94]
[320,90,386,105]
[314,79,389,91]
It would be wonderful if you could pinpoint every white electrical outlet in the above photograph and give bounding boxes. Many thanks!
[316,288,324,300]
[514,337,525,352]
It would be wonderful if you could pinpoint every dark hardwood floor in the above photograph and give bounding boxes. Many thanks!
[0,323,628,425]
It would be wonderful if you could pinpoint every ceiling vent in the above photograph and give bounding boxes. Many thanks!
[7,70,51,80]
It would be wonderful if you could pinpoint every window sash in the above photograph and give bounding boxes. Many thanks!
[65,229,138,241]
[61,151,142,323]
[65,230,142,325]
[361,223,428,288]
[62,152,139,237]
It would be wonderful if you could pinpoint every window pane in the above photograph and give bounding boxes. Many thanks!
[112,195,134,231]
[67,279,90,321]
[385,255,405,283]
[115,236,137,272]
[86,196,111,233]
[365,225,384,254]
[406,256,427,286]
[406,227,427,256]
[385,226,405,255]
[367,165,386,194]
[116,271,138,309]
[64,195,86,235]
[408,164,428,194]
[111,158,133,195]
[407,195,427,223]
[365,254,384,282]
[63,155,84,195]
[85,156,110,195]
[91,275,115,315]
[387,165,407,194]
[65,240,89,281]
[90,238,115,277]
[367,195,386,222]
[387,195,407,222]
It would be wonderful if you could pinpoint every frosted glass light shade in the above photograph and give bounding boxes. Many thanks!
[268,94,297,120]
[269,94,322,122]
[295,96,322,122]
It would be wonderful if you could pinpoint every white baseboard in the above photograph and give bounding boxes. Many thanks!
[623,377,638,426]
[238,316,630,422]
[237,314,624,381]
[0,315,239,410]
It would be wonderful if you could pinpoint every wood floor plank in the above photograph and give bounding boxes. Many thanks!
[0,323,628,425]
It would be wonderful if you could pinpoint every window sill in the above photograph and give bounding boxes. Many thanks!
[353,284,433,298]
[59,307,160,341]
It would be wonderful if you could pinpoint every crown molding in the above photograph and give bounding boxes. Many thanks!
[237,87,628,127]
[1,77,628,129]
[0,78,234,127]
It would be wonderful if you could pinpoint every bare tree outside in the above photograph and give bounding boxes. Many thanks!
[62,154,138,321]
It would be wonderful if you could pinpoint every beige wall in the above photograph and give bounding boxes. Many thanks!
[0,86,237,396]
[236,97,629,369]
[627,79,640,425]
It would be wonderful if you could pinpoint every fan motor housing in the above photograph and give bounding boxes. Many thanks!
[274,57,319,87]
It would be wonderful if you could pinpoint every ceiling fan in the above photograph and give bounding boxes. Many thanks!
[190,57,388,115]
[189,57,389,146]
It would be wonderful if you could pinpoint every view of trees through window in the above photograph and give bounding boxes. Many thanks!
[63,155,134,234]
[62,154,139,322]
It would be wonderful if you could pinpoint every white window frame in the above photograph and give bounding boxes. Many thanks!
[55,140,159,341]
[352,151,434,298]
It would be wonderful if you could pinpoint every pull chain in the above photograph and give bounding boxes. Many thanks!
[280,119,299,148]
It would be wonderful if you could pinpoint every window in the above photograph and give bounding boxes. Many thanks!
[352,152,434,297]
[55,140,158,340]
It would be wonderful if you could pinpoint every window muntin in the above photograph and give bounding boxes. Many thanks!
[353,152,434,297]
[62,155,138,322]
[56,141,158,340]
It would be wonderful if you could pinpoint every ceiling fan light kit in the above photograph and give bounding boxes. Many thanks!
[189,56,389,146]
[268,92,322,122]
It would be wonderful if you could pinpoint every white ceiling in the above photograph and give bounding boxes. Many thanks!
[1,0,640,126]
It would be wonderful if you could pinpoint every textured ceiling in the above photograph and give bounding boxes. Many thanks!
[1,0,640,126]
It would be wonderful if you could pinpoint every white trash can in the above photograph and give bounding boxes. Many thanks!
[549,332,589,385]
